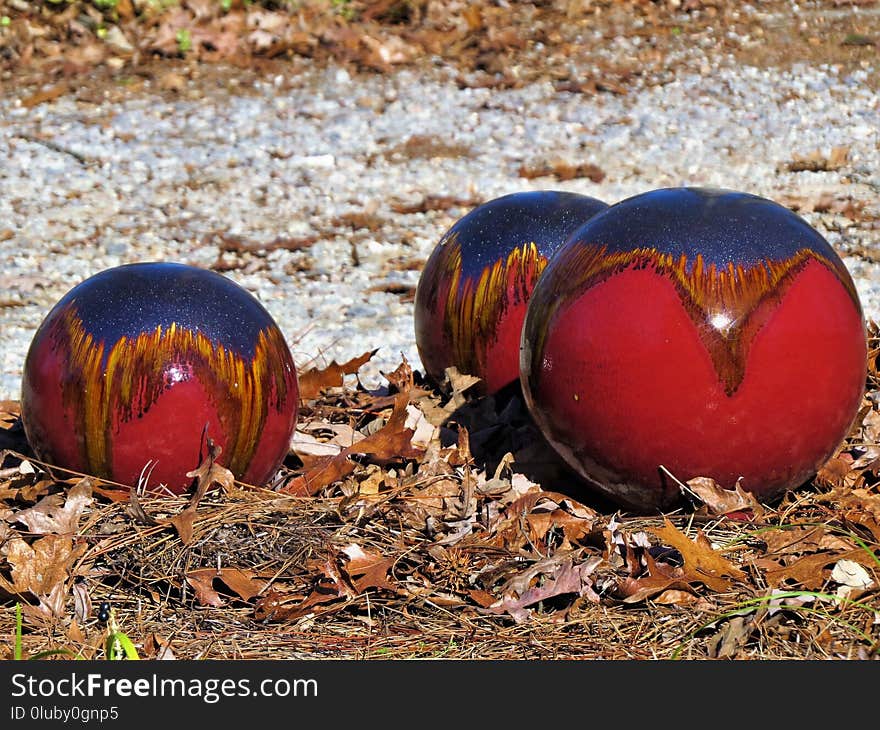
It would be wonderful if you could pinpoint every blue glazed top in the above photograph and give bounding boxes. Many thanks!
[565,187,842,268]
[46,262,278,359]
[442,190,608,277]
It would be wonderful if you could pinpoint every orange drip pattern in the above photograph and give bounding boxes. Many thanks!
[527,245,861,395]
[47,304,295,478]
[426,233,547,378]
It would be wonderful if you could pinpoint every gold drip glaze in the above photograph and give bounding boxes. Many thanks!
[423,233,547,378]
[46,305,295,479]
[526,244,861,395]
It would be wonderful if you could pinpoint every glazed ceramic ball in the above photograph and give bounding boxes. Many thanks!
[414,190,608,394]
[521,187,867,511]
[21,262,299,495]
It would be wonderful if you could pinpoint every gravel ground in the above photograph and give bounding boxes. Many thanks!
[0,54,878,401]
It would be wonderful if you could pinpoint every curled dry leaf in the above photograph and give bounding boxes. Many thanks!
[761,525,854,556]
[159,440,234,545]
[185,571,225,608]
[818,487,880,542]
[707,615,754,659]
[0,534,86,616]
[13,477,93,536]
[72,579,92,625]
[815,454,858,489]
[298,350,376,401]
[186,567,267,607]
[144,633,178,660]
[684,476,764,518]
[340,543,397,594]
[483,554,602,624]
[617,550,698,604]
[831,559,874,590]
[282,389,424,496]
[760,547,874,590]
[616,518,748,601]
[185,444,236,494]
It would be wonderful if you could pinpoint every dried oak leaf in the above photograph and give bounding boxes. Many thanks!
[186,568,266,607]
[617,550,698,604]
[159,441,234,545]
[282,389,423,496]
[707,615,754,659]
[524,493,599,549]
[646,518,746,593]
[684,476,764,518]
[297,349,377,401]
[488,490,592,551]
[484,554,602,624]
[761,525,854,556]
[185,571,225,607]
[818,487,880,542]
[340,543,397,593]
[761,548,876,590]
[254,586,340,622]
[815,454,858,489]
[13,477,93,535]
[0,534,85,616]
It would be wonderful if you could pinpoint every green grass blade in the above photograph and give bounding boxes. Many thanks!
[105,631,140,660]
[14,602,23,661]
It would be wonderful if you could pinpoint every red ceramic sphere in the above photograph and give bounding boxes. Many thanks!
[21,262,299,495]
[521,187,867,511]
[414,190,608,394]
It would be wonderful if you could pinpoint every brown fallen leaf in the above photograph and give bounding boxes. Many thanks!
[483,555,602,623]
[617,550,699,604]
[0,534,85,616]
[187,567,266,604]
[518,159,605,182]
[282,389,423,496]
[20,83,69,108]
[684,476,764,518]
[653,589,702,606]
[340,543,397,593]
[72,579,92,625]
[185,571,225,607]
[818,486,880,542]
[762,547,876,590]
[761,525,854,556]
[784,145,850,172]
[648,518,747,592]
[391,195,483,215]
[815,454,857,489]
[298,350,377,401]
[13,477,93,535]
[159,439,233,545]
[253,585,341,622]
[143,633,177,660]
[707,615,754,659]
[0,400,20,427]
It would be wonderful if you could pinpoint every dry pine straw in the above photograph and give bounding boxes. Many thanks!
[1,326,880,661]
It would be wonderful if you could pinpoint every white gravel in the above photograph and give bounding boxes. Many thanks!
[1,58,878,400]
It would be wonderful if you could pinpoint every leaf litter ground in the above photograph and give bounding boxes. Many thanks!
[1,0,880,661]
[1,323,879,661]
